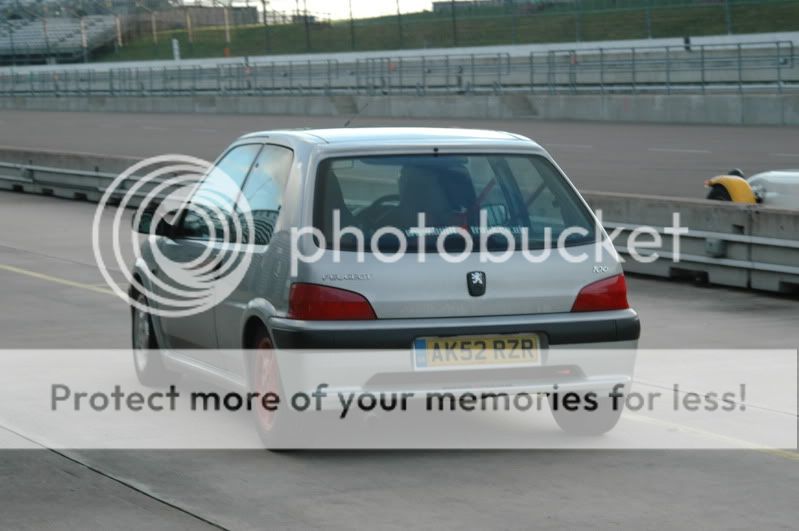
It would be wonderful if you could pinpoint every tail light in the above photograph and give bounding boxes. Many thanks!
[288,283,376,320]
[571,274,629,312]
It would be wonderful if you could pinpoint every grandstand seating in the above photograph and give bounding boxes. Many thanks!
[0,15,116,63]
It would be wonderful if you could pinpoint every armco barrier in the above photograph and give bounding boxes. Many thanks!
[748,207,799,292]
[1,151,797,294]
[583,191,799,294]
[0,148,176,206]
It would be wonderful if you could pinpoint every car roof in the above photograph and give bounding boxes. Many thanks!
[240,127,538,148]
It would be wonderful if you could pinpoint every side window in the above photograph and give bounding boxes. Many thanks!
[239,145,293,245]
[179,144,262,240]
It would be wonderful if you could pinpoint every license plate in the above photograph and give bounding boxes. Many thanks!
[412,334,541,371]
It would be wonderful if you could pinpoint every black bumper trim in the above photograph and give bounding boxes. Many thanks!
[269,311,640,349]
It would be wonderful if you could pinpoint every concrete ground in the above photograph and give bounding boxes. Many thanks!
[0,110,797,198]
[0,190,796,530]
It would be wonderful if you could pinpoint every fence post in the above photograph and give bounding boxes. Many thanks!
[496,53,503,91]
[349,1,356,50]
[224,7,231,51]
[737,43,743,93]
[700,45,706,94]
[355,59,360,95]
[471,54,476,90]
[450,0,458,46]
[396,1,403,49]
[666,46,671,95]
[151,12,158,45]
[163,66,170,96]
[776,42,783,94]
[261,0,270,53]
[445,55,450,92]
[80,17,88,63]
[398,57,404,95]
[599,48,604,95]
[303,8,311,52]
[570,50,576,94]
[8,22,16,67]
[326,60,332,94]
[529,52,534,94]
[422,56,427,94]
[631,47,636,94]
[724,0,733,35]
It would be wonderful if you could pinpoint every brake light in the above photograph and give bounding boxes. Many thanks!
[571,274,629,312]
[288,283,377,320]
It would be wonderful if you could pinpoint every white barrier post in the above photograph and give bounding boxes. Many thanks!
[80,17,88,63]
[151,12,158,45]
[115,16,123,48]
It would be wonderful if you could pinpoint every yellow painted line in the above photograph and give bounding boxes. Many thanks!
[0,264,116,297]
[627,413,799,462]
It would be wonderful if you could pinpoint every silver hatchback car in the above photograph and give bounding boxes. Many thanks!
[130,127,640,442]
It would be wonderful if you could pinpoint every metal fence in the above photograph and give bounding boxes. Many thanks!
[0,40,795,97]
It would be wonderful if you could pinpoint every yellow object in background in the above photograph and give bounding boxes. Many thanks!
[705,175,757,204]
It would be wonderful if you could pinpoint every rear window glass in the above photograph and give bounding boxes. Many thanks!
[313,154,596,251]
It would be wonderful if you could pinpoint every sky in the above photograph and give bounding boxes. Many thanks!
[264,0,435,20]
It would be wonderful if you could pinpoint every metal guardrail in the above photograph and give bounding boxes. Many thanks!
[0,160,187,207]
[0,41,795,97]
[1,156,797,295]
[584,192,799,294]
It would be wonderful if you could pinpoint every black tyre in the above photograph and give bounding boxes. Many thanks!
[131,292,172,387]
[550,394,624,436]
[706,184,732,201]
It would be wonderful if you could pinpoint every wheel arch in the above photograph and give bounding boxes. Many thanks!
[239,299,279,389]
[705,175,757,203]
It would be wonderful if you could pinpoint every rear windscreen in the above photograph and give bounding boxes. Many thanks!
[313,154,596,252]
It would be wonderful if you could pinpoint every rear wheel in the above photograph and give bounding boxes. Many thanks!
[550,395,623,436]
[251,327,288,449]
[707,184,732,201]
[131,293,172,387]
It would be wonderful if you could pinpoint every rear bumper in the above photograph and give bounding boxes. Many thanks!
[268,308,640,349]
[271,342,637,411]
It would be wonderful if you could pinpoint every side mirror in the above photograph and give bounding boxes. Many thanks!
[133,210,173,236]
